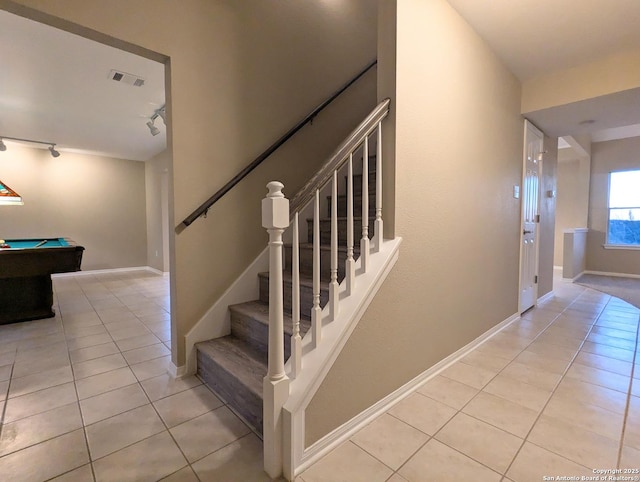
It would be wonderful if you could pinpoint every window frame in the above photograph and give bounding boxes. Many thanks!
[605,168,640,250]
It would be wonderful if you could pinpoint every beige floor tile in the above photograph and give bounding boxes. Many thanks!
[140,373,202,402]
[462,391,538,438]
[417,375,478,410]
[70,342,120,364]
[435,412,522,473]
[388,392,457,435]
[80,383,149,425]
[591,325,638,340]
[3,382,77,423]
[65,324,108,340]
[595,318,638,333]
[170,406,251,463]
[507,442,592,482]
[73,353,127,380]
[542,395,624,440]
[0,402,83,456]
[581,341,635,362]
[0,381,8,402]
[92,431,187,482]
[527,415,618,468]
[103,319,144,333]
[75,366,138,400]
[513,350,571,375]
[574,350,634,376]
[483,373,552,412]
[399,439,501,482]
[122,343,171,365]
[191,434,270,482]
[565,363,631,393]
[153,384,223,428]
[385,474,409,482]
[66,334,114,351]
[441,361,497,389]
[474,338,523,361]
[587,332,636,351]
[108,325,152,342]
[49,463,94,481]
[543,323,590,340]
[130,355,171,381]
[524,340,576,362]
[632,378,640,397]
[553,377,628,414]
[0,364,12,382]
[501,361,562,391]
[350,413,428,470]
[0,429,89,481]
[160,466,199,482]
[620,445,640,469]
[115,333,162,352]
[8,365,73,398]
[459,349,512,372]
[300,441,392,482]
[535,332,584,351]
[86,404,165,460]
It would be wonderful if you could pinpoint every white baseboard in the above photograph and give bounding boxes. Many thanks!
[584,270,640,279]
[168,362,188,379]
[294,310,521,476]
[537,290,555,304]
[53,266,166,278]
[183,247,269,376]
[571,271,585,282]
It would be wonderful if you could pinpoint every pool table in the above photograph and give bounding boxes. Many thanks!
[0,238,84,324]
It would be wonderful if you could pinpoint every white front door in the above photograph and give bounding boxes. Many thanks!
[519,120,543,313]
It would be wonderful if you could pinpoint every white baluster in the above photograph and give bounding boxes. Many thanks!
[373,122,383,253]
[311,189,322,346]
[345,154,355,296]
[291,212,301,379]
[261,181,290,479]
[361,138,370,271]
[329,170,339,320]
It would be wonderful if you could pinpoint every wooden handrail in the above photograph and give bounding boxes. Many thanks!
[180,59,377,228]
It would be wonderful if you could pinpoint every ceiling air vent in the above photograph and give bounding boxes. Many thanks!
[108,70,145,87]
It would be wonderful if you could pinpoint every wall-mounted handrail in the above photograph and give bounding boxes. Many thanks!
[180,59,378,228]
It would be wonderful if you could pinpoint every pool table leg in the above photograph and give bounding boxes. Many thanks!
[0,275,55,324]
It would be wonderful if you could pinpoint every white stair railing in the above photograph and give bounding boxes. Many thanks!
[262,98,390,479]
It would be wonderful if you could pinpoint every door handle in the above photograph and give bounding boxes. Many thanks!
[523,229,533,235]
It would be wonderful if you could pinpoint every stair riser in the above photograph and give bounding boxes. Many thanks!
[326,194,377,218]
[197,350,263,433]
[259,275,329,321]
[284,245,348,281]
[307,218,375,245]
[230,309,293,360]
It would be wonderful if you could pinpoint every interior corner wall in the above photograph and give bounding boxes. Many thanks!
[587,137,640,275]
[537,134,558,297]
[145,149,170,272]
[4,0,378,365]
[1,145,147,269]
[304,0,523,447]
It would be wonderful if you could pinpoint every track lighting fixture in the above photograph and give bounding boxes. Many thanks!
[147,120,160,136]
[0,136,61,157]
[146,105,166,136]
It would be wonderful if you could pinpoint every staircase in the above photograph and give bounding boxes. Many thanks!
[195,156,376,434]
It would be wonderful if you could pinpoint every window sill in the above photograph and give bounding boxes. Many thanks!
[603,244,640,250]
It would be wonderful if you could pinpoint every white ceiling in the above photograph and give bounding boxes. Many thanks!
[0,10,166,162]
[447,0,640,143]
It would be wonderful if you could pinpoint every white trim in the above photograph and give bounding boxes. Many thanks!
[183,247,269,376]
[583,270,640,279]
[553,265,563,271]
[571,271,585,282]
[537,290,555,304]
[167,362,187,379]
[563,228,588,234]
[293,310,521,476]
[603,244,640,251]
[52,266,165,278]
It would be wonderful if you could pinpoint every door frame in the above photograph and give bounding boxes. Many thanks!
[518,119,544,313]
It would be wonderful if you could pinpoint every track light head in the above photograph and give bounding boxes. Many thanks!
[0,139,6,152]
[147,120,160,136]
[49,145,60,158]
[157,107,166,125]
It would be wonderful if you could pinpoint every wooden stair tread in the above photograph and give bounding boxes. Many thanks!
[258,271,330,289]
[229,300,311,336]
[196,336,266,397]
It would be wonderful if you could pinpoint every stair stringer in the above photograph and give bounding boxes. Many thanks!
[281,237,402,480]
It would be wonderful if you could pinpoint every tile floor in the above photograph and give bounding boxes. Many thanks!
[0,270,638,481]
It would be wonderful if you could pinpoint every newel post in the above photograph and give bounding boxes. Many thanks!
[262,181,290,479]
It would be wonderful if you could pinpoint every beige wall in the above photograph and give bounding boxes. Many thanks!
[587,137,640,275]
[145,149,170,272]
[3,0,377,365]
[0,144,147,269]
[554,158,582,266]
[305,0,524,447]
